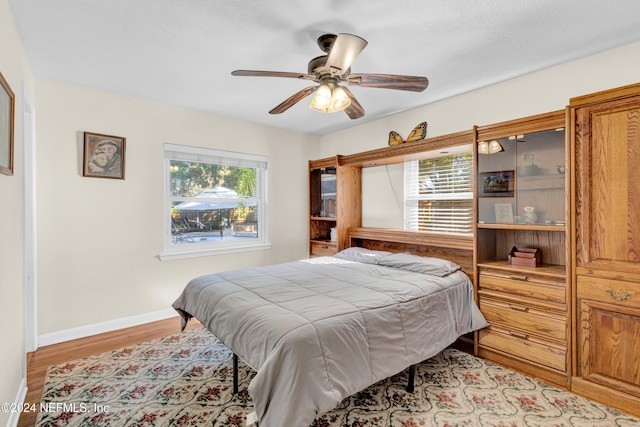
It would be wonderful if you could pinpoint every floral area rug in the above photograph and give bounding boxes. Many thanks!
[36,327,640,427]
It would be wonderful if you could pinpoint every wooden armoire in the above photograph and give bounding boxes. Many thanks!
[571,82,640,417]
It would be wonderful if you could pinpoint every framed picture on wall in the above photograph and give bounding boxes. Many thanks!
[479,170,514,197]
[83,131,126,179]
[0,71,15,176]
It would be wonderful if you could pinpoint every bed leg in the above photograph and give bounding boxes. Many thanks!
[406,364,416,393]
[233,353,239,394]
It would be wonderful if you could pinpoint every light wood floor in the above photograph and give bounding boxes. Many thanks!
[18,317,201,427]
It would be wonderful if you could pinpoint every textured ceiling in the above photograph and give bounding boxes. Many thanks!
[9,0,640,135]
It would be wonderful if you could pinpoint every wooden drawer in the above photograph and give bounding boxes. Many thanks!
[310,241,338,256]
[478,326,566,372]
[577,275,640,309]
[479,269,566,306]
[479,297,566,342]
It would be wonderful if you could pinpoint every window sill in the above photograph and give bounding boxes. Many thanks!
[158,242,272,261]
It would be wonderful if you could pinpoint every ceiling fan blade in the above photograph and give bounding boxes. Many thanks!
[325,33,368,76]
[232,70,318,82]
[347,73,429,92]
[341,87,364,119]
[269,86,317,114]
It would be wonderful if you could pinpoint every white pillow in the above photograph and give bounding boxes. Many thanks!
[377,252,460,277]
[334,247,392,264]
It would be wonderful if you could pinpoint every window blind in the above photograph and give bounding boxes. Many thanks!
[164,143,267,169]
[404,152,473,235]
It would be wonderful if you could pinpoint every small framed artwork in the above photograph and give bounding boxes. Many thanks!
[0,71,15,176]
[479,170,514,197]
[83,131,126,179]
[495,203,514,224]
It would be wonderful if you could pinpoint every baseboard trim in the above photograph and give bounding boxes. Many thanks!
[7,377,27,427]
[37,308,178,348]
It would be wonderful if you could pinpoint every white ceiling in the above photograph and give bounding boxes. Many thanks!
[9,0,640,136]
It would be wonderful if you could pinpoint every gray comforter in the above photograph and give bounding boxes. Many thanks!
[173,250,487,427]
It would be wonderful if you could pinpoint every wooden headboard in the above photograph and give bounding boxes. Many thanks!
[348,227,475,279]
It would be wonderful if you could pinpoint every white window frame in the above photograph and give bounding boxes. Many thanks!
[404,144,474,235]
[159,144,270,260]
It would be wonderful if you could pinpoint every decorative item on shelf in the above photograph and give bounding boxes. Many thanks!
[508,246,541,267]
[388,121,427,145]
[494,203,514,224]
[324,198,336,217]
[330,227,337,242]
[523,206,538,224]
[517,152,538,176]
[477,139,504,154]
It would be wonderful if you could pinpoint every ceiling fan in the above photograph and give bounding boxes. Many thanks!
[231,33,429,119]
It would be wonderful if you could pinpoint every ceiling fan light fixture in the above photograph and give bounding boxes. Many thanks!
[488,139,504,153]
[477,141,489,155]
[309,83,332,111]
[331,86,351,110]
[478,139,505,154]
[309,82,351,113]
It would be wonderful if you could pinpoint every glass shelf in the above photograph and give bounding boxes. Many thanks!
[477,223,566,232]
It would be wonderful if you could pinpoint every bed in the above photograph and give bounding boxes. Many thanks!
[173,242,488,427]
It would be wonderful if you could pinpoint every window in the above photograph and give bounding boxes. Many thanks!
[161,144,269,260]
[404,145,473,235]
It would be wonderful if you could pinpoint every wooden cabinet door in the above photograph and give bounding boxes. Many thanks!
[577,275,640,397]
[572,85,640,416]
[574,96,640,273]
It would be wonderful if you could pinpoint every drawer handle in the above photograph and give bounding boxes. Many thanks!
[605,288,634,301]
[509,331,529,340]
[509,304,530,312]
[508,274,529,281]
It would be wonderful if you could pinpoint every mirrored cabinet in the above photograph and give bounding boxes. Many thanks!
[477,129,566,227]
[475,110,572,388]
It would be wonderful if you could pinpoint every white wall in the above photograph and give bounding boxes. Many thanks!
[0,0,33,424]
[34,79,320,336]
[319,41,640,228]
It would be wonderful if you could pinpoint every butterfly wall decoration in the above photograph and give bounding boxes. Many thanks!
[388,121,427,146]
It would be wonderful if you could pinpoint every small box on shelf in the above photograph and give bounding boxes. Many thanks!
[508,247,541,267]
